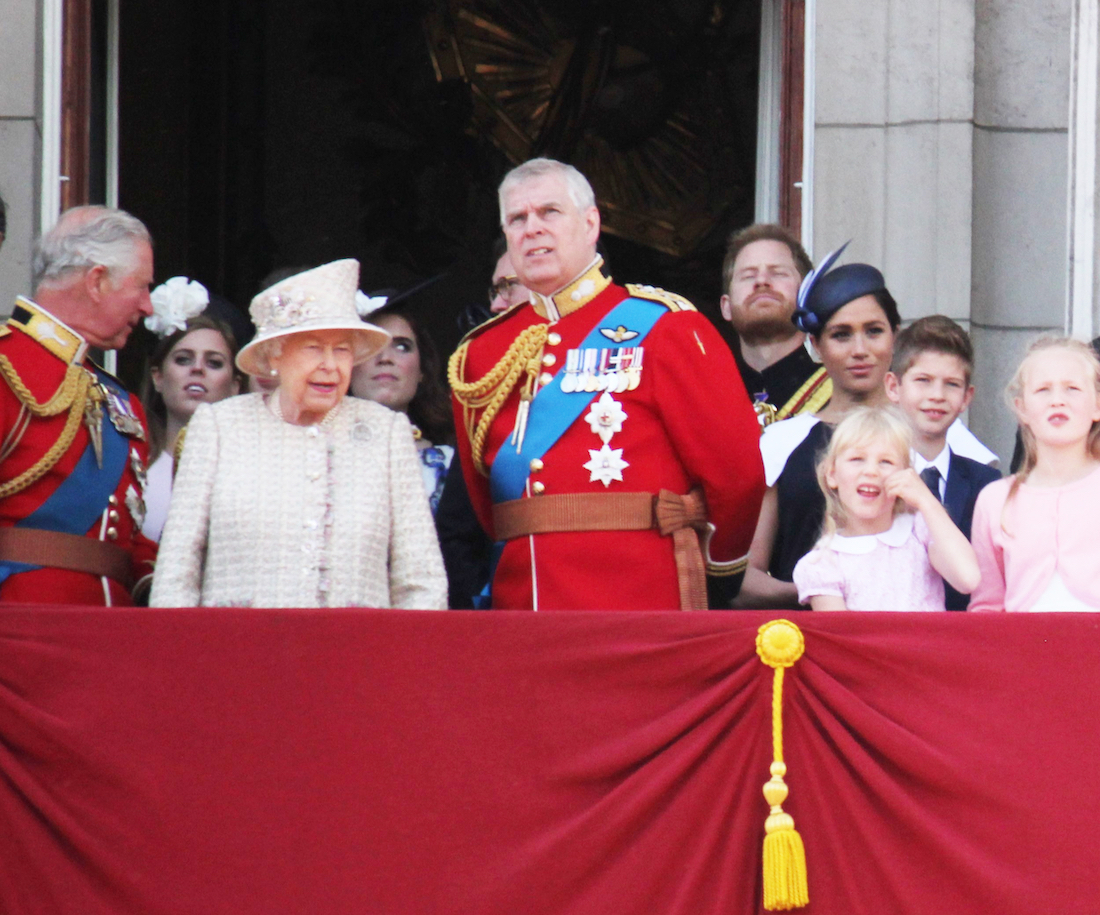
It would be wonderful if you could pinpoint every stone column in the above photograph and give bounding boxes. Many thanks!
[970,0,1072,463]
[0,0,43,309]
[1067,0,1100,339]
[811,0,976,325]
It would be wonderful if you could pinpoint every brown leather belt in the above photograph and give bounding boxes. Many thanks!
[492,488,709,610]
[0,527,134,590]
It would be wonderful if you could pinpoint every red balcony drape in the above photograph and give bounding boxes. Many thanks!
[1,607,1096,914]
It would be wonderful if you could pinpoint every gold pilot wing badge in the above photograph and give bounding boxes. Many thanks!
[599,325,639,343]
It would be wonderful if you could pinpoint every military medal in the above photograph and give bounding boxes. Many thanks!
[600,350,622,393]
[560,345,646,395]
[129,447,148,492]
[105,389,146,440]
[626,347,644,390]
[616,347,642,391]
[125,483,146,530]
[753,392,778,428]
[594,349,611,391]
[561,349,581,393]
[580,348,599,392]
[83,378,106,468]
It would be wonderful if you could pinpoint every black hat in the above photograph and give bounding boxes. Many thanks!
[791,242,887,334]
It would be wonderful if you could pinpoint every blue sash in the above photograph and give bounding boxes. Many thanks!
[489,296,665,504]
[0,372,132,582]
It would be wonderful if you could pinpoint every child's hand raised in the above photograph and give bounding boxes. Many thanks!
[884,467,939,512]
[886,467,980,594]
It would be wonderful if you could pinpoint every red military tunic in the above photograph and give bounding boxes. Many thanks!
[450,260,764,610]
[0,298,157,605]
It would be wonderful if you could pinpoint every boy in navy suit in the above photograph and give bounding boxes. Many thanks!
[886,316,1001,610]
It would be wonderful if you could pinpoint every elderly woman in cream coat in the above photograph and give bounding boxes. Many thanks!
[150,259,447,609]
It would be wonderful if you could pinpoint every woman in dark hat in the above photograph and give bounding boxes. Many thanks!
[734,245,901,609]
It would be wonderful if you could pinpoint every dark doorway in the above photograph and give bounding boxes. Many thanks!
[116,0,764,386]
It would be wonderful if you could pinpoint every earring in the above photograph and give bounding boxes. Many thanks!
[269,368,278,378]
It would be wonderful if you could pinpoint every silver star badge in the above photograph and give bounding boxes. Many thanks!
[584,391,627,444]
[583,444,629,487]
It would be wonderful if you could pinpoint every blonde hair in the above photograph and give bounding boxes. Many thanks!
[815,406,913,544]
[1002,335,1100,530]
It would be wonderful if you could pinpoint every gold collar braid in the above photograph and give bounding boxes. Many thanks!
[530,258,611,321]
[448,323,549,476]
[0,358,101,500]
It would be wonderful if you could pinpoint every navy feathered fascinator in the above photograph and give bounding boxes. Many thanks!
[791,241,888,334]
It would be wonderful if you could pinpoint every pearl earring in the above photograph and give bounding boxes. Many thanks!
[269,368,278,378]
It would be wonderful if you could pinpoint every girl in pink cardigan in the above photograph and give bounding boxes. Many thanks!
[793,407,979,611]
[969,337,1100,611]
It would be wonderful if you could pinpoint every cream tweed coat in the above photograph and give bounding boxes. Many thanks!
[150,394,447,609]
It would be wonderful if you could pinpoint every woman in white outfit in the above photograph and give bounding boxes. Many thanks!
[150,259,447,609]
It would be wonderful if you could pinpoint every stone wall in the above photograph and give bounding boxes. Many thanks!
[970,0,1072,463]
[0,0,41,308]
[812,0,1075,465]
[813,0,976,325]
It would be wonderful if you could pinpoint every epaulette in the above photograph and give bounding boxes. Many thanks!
[626,284,697,313]
[0,326,11,341]
[6,298,88,364]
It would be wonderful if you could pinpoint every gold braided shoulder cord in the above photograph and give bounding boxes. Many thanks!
[0,407,31,464]
[0,356,86,416]
[0,360,93,501]
[448,324,549,476]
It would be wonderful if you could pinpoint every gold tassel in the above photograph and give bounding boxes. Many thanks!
[756,620,809,910]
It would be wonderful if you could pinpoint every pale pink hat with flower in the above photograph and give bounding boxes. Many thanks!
[236,259,390,376]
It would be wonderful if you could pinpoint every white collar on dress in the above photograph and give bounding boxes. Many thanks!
[829,512,914,554]
[759,413,821,487]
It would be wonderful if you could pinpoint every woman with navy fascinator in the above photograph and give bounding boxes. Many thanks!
[732,244,901,608]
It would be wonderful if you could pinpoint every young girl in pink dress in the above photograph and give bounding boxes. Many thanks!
[793,407,980,611]
[969,337,1100,612]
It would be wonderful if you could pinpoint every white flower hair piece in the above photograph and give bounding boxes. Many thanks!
[145,276,209,337]
[355,290,389,318]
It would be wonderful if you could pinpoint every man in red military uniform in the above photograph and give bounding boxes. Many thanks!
[449,159,765,610]
[0,206,157,605]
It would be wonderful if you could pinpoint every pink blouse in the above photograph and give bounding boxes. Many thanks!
[968,465,1100,612]
[793,513,946,612]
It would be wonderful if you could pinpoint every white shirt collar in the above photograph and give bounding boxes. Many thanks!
[912,444,951,490]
